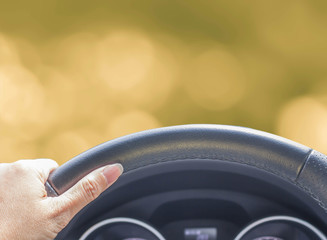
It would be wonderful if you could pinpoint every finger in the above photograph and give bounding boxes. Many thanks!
[53,163,123,218]
[15,159,59,183]
[31,159,59,182]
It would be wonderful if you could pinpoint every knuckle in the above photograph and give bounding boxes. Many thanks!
[11,160,28,173]
[81,177,102,201]
[41,158,59,167]
[50,160,59,168]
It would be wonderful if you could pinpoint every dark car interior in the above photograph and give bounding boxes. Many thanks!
[52,125,327,240]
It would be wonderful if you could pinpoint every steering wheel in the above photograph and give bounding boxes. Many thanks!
[46,124,327,215]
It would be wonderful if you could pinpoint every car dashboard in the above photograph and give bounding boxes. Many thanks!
[56,159,327,240]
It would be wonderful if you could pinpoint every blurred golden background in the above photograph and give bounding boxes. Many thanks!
[1,0,327,164]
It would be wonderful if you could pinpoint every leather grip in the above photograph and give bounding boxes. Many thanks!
[45,124,327,213]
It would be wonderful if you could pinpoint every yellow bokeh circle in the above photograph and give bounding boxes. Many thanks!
[186,48,246,111]
[277,96,327,154]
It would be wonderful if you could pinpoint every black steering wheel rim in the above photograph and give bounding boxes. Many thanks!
[46,124,327,213]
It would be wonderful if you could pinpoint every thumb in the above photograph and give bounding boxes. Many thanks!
[51,163,123,220]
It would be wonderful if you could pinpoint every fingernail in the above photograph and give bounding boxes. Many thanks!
[102,163,124,185]
[113,163,124,174]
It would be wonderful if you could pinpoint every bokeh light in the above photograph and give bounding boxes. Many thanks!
[96,31,155,90]
[107,110,161,139]
[42,131,92,162]
[186,47,246,111]
[277,96,327,154]
[0,1,327,164]
[254,1,327,67]
[0,137,37,163]
[0,65,45,125]
[0,65,53,142]
[97,30,178,111]
[0,34,20,66]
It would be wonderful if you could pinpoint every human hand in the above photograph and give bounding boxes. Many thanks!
[0,159,123,240]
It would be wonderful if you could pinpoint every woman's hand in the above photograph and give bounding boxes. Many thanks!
[0,159,123,240]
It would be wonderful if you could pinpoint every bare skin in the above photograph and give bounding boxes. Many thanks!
[0,159,123,240]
